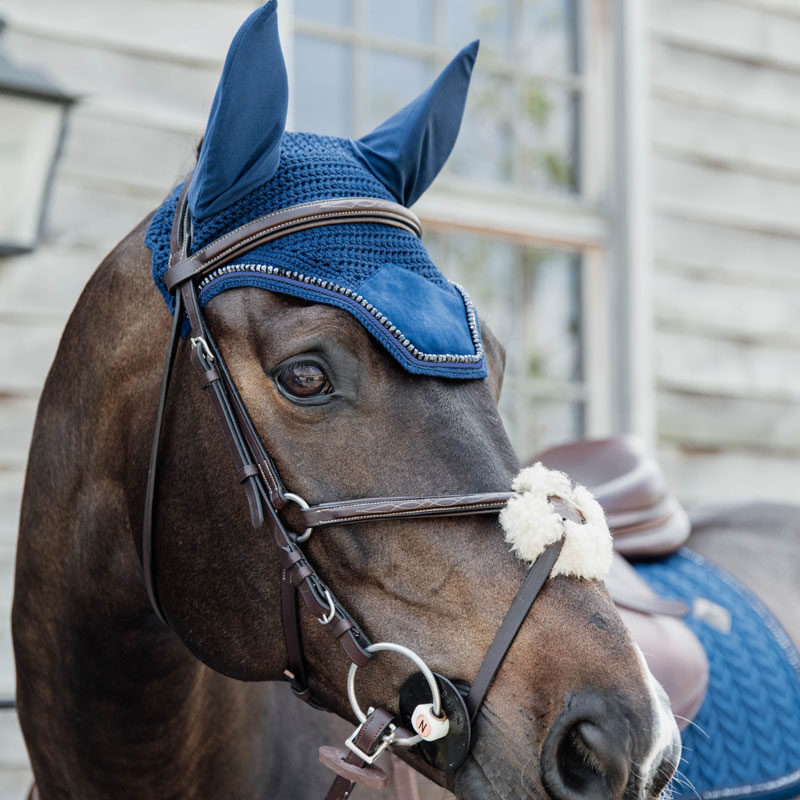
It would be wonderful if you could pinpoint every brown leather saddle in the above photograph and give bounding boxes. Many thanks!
[534,434,709,728]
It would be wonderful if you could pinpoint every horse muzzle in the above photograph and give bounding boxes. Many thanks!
[453,686,680,800]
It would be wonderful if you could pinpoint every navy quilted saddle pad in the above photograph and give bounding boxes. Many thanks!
[634,549,800,800]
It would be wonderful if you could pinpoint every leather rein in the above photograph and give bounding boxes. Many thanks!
[142,181,568,784]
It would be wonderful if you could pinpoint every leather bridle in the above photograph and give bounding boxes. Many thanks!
[143,180,569,776]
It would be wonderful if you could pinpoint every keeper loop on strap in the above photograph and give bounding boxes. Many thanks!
[236,464,260,483]
[199,368,221,388]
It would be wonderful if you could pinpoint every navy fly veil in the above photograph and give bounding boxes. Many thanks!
[146,0,486,379]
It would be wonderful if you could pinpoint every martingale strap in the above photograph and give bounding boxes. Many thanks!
[143,178,567,730]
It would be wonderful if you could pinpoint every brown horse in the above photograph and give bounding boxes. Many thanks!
[11,219,679,800]
[12,3,680,798]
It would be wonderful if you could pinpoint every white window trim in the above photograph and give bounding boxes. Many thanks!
[609,0,655,445]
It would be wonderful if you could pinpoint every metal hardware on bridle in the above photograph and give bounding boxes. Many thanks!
[283,492,313,543]
[345,710,398,765]
[347,642,443,747]
[142,177,569,793]
[190,336,215,363]
[318,588,336,625]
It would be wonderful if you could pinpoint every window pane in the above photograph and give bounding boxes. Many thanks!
[518,0,580,74]
[519,248,582,384]
[517,84,580,192]
[294,36,353,136]
[445,76,579,194]
[443,0,513,61]
[293,0,582,197]
[505,399,584,458]
[295,0,352,26]
[446,70,513,184]
[425,231,583,457]
[363,52,433,132]
[427,234,582,384]
[365,0,434,43]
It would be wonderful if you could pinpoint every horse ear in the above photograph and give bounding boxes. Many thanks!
[351,40,478,208]
[188,0,288,221]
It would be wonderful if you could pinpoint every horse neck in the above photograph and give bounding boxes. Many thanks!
[13,222,280,794]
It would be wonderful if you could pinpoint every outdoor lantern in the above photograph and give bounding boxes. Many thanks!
[0,33,75,255]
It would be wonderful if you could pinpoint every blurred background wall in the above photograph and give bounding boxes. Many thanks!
[0,0,799,794]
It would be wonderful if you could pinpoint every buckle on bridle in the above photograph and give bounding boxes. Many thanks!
[317,588,336,625]
[190,336,215,363]
[345,710,397,764]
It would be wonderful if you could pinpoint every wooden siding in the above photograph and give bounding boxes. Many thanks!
[0,0,256,529]
[0,1,258,789]
[650,0,800,505]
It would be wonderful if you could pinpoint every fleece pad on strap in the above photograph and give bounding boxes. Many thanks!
[500,463,613,580]
[145,133,486,379]
[635,549,800,800]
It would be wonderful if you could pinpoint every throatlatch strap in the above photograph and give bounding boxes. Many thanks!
[142,290,184,627]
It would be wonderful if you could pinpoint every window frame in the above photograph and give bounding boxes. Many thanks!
[281,0,648,448]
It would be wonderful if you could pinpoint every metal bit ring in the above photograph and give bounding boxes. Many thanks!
[347,642,442,747]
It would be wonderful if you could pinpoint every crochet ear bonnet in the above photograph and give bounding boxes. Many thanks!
[146,0,486,379]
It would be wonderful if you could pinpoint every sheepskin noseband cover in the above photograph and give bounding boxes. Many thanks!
[499,463,612,580]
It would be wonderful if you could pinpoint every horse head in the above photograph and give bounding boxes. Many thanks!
[14,3,679,799]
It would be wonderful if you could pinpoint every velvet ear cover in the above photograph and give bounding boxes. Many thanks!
[350,41,479,207]
[189,0,288,221]
[500,463,612,580]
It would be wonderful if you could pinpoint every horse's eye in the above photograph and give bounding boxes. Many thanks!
[277,362,333,398]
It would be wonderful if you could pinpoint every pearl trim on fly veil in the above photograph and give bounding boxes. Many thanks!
[499,463,612,581]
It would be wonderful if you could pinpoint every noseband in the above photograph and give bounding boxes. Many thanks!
[143,181,568,779]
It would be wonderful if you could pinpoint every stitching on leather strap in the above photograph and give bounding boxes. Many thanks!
[306,495,508,514]
[256,461,282,502]
[164,199,422,290]
[202,210,418,267]
[307,503,508,526]
[193,198,417,256]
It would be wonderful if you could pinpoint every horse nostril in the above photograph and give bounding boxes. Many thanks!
[648,740,681,798]
[560,722,616,793]
[542,699,631,800]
